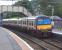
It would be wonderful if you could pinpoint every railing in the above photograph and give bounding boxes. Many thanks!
[53,19,62,31]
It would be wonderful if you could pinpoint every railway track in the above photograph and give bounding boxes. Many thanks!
[42,39,62,49]
[51,39,62,43]
[10,29,62,50]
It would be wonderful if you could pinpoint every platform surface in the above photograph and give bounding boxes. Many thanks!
[0,27,33,50]
[52,29,62,34]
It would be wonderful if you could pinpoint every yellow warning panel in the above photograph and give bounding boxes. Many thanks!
[37,25,52,30]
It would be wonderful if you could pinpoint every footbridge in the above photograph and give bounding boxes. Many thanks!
[0,5,32,17]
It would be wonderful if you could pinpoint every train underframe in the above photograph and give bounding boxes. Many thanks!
[3,24,53,38]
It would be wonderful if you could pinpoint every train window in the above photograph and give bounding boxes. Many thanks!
[28,21,33,26]
[24,21,25,24]
[21,21,23,24]
[29,21,31,25]
[26,20,27,25]
[21,20,22,24]
[28,21,29,25]
[19,20,21,24]
[29,20,34,26]
[30,23,31,25]
[25,21,26,25]
[22,21,23,24]
[30,21,32,26]
[21,21,22,24]
[24,21,25,25]
[31,27,33,29]
[25,21,27,25]
[21,20,23,24]
[22,21,23,25]
[31,21,33,26]
[25,20,27,25]
[13,21,15,24]
[23,21,25,25]
[20,21,21,24]
[25,21,26,24]
[23,21,24,24]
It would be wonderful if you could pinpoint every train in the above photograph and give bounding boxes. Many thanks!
[3,15,53,38]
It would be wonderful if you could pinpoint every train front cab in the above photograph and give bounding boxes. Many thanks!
[35,16,53,38]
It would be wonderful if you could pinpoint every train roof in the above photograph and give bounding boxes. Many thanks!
[21,15,47,20]
[3,15,48,21]
[3,18,22,21]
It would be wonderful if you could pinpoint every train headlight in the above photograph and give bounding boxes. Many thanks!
[51,21,54,26]
[38,28,41,30]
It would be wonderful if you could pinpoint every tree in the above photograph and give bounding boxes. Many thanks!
[14,0,62,17]
[14,0,34,15]
[31,0,55,15]
[54,3,62,17]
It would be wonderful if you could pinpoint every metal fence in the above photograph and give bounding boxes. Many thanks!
[53,20,62,30]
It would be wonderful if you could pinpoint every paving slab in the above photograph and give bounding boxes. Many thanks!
[52,29,62,41]
[0,27,22,50]
[52,29,62,34]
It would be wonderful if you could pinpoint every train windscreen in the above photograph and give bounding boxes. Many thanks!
[36,17,51,25]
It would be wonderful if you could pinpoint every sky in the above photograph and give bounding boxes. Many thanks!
[0,1,17,5]
[0,0,31,5]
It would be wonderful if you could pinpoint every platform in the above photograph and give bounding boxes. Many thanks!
[0,27,33,50]
[52,29,62,41]
[52,29,62,34]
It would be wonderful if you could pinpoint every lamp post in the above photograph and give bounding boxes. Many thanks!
[52,6,54,16]
[17,0,20,25]
[48,4,54,16]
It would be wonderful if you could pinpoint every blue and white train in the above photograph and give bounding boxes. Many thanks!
[3,15,54,38]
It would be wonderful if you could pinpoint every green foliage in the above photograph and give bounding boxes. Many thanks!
[14,0,62,17]
[14,1,34,15]
[31,0,55,15]
[3,12,27,19]
[54,4,62,17]
[34,0,62,17]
